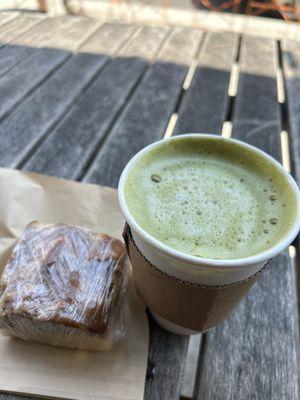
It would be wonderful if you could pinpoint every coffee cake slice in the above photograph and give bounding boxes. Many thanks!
[0,222,127,350]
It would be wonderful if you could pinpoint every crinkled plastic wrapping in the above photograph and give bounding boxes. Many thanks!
[0,222,128,351]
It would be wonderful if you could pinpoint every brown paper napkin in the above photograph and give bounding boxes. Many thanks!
[0,168,149,400]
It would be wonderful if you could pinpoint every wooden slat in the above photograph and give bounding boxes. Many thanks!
[282,39,300,324]
[0,16,100,77]
[280,38,300,54]
[33,17,101,51]
[23,26,168,179]
[10,16,99,51]
[282,39,300,181]
[0,16,48,76]
[0,16,101,121]
[0,15,44,77]
[0,12,19,28]
[232,37,281,160]
[144,315,189,400]
[196,36,299,400]
[84,27,202,188]
[0,48,68,121]
[0,394,33,400]
[175,32,238,135]
[0,23,136,168]
[0,14,43,48]
[79,22,134,54]
[197,253,299,399]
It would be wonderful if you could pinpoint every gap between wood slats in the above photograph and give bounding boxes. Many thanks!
[16,26,141,170]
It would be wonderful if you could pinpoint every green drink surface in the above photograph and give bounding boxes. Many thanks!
[125,137,297,259]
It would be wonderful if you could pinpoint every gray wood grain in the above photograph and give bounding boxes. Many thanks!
[0,47,68,121]
[0,23,136,168]
[175,32,238,135]
[282,39,300,182]
[232,37,282,160]
[0,17,69,77]
[282,39,300,329]
[0,16,101,78]
[85,27,202,188]
[0,15,46,76]
[23,26,168,180]
[197,253,299,400]
[145,314,189,400]
[0,16,102,120]
[0,394,41,400]
[196,36,299,400]
[0,15,44,76]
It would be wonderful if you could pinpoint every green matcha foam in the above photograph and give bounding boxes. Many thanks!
[124,136,297,259]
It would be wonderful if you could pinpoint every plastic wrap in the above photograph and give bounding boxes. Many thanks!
[0,221,128,351]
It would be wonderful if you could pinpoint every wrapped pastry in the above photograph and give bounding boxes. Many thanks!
[0,222,128,351]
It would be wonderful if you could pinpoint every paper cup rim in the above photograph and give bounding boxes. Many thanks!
[118,134,300,269]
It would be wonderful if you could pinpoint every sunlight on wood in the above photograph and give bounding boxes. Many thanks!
[183,59,198,91]
[164,113,178,138]
[289,245,296,259]
[280,130,291,172]
[277,69,285,104]
[228,63,239,97]
[222,121,232,138]
[180,335,202,399]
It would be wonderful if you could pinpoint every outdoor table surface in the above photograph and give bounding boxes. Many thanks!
[0,10,299,400]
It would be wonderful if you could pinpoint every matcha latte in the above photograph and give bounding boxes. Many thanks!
[124,136,297,260]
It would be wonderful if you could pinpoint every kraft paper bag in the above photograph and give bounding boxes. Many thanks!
[0,168,149,400]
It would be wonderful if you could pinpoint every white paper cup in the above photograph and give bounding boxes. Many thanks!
[118,134,300,334]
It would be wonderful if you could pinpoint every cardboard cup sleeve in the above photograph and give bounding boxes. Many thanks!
[123,224,269,332]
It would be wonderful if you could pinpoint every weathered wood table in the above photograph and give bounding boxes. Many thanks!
[0,10,299,400]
